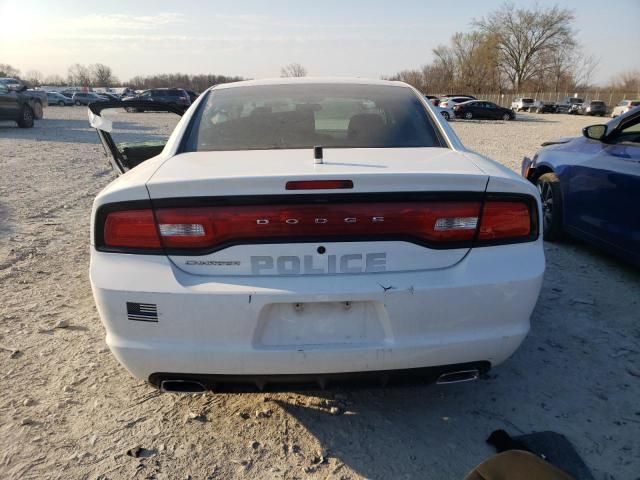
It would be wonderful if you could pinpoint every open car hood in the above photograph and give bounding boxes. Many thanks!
[88,101,184,174]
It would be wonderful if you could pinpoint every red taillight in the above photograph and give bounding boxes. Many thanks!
[152,202,482,250]
[103,209,161,248]
[477,201,531,241]
[286,180,354,190]
[99,198,535,252]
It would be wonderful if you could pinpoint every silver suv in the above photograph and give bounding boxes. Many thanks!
[511,97,535,112]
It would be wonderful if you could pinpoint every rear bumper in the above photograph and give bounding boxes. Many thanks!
[150,361,491,392]
[90,242,544,380]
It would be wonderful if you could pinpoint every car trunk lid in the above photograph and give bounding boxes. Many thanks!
[145,147,490,276]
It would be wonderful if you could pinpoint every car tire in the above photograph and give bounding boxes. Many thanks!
[17,105,34,128]
[75,100,81,106]
[58,101,65,106]
[536,173,563,241]
[464,112,473,120]
[441,111,450,121]
[502,113,511,121]
[31,101,43,119]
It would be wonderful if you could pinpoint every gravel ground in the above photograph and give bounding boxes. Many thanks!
[1,107,639,480]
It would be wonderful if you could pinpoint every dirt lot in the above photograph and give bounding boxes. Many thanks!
[1,107,639,480]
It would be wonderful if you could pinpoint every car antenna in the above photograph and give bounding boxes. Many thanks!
[314,145,323,165]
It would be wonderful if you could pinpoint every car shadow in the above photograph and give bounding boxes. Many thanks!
[514,114,559,123]
[268,378,527,479]
[455,116,557,124]
[546,236,640,276]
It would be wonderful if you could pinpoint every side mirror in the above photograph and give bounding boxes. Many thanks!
[583,124,607,141]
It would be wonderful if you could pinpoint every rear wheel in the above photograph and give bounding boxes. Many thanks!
[17,105,34,128]
[502,113,511,121]
[464,112,473,120]
[33,101,43,119]
[75,100,81,106]
[536,173,563,240]
[58,100,65,106]
[441,111,450,121]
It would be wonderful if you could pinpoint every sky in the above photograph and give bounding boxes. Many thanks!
[1,0,638,85]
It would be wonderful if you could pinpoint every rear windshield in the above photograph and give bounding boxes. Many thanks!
[591,101,604,106]
[182,84,444,151]
[522,98,534,102]
[631,101,640,107]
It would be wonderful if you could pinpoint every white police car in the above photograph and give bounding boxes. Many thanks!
[89,78,544,392]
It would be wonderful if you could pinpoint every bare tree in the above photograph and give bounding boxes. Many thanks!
[127,73,244,91]
[91,63,118,87]
[607,69,640,93]
[24,70,44,87]
[280,63,307,77]
[572,51,599,89]
[67,64,92,87]
[0,63,21,77]
[43,74,67,86]
[474,3,576,90]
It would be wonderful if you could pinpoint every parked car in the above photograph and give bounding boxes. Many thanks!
[442,94,476,100]
[0,78,47,119]
[531,101,557,114]
[99,92,122,101]
[511,97,535,112]
[185,89,199,104]
[72,92,108,106]
[522,107,640,266]
[0,82,36,127]
[611,99,640,118]
[434,104,454,121]
[438,96,475,108]
[87,78,543,392]
[59,90,78,99]
[122,88,191,112]
[424,95,440,106]
[454,100,515,120]
[555,97,583,114]
[47,91,74,106]
[577,100,607,116]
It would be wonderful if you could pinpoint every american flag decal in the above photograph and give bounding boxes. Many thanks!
[126,302,158,322]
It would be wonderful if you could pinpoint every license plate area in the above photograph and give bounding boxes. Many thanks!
[254,301,386,348]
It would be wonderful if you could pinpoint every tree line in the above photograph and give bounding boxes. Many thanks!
[386,3,636,95]
[0,63,244,92]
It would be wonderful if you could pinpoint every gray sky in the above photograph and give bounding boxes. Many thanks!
[1,0,638,84]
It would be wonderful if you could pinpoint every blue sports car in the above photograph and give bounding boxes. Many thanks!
[522,107,640,266]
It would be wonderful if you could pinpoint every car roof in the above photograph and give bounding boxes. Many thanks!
[212,77,410,91]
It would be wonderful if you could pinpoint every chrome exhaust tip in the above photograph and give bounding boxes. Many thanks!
[160,379,207,393]
[436,369,480,385]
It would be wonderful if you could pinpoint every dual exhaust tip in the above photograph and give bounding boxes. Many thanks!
[159,368,481,393]
[160,379,207,393]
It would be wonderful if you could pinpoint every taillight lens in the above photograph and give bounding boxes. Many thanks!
[103,209,161,248]
[477,201,532,241]
[98,198,536,252]
[153,202,483,250]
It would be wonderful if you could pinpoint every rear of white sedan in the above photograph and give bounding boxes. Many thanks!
[90,78,544,392]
